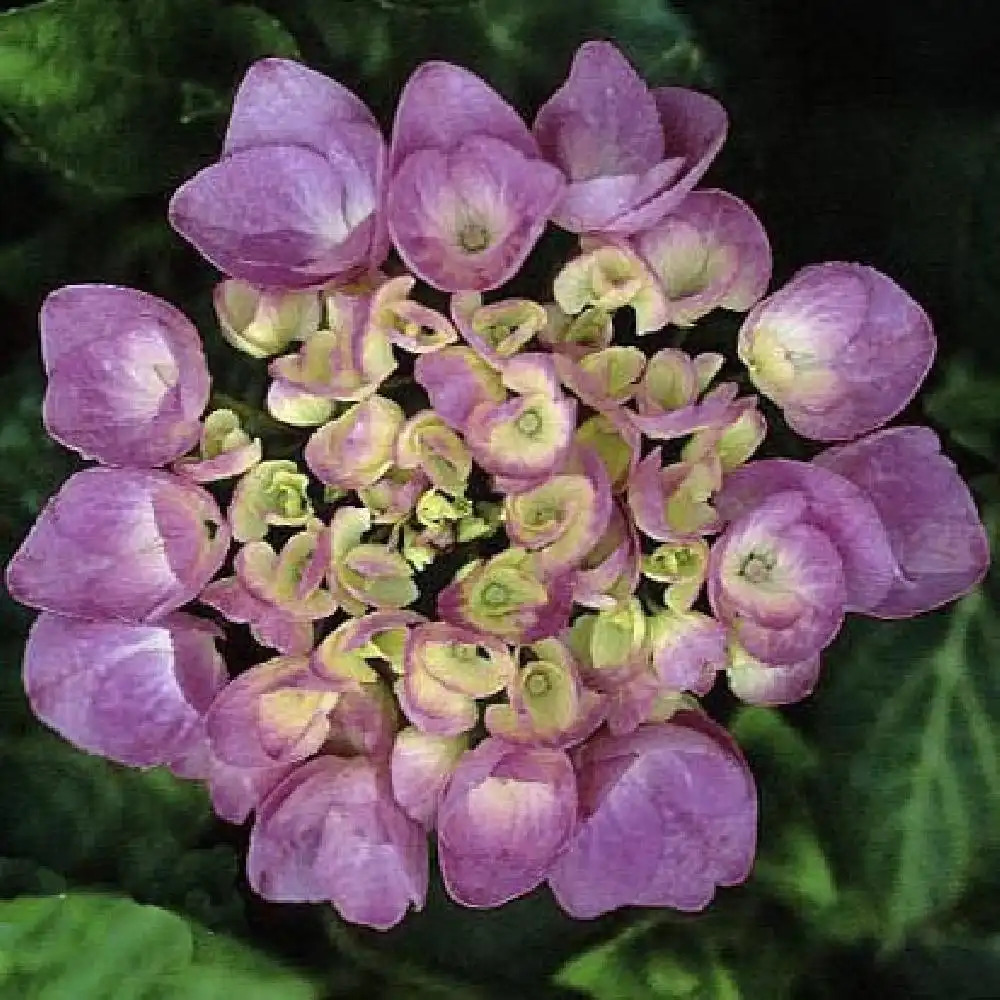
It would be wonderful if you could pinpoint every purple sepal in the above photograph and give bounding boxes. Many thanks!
[715,458,896,613]
[708,491,847,665]
[41,285,209,468]
[205,655,341,769]
[726,648,822,706]
[738,263,935,441]
[437,738,578,907]
[248,755,428,930]
[534,42,726,234]
[650,610,727,695]
[199,577,314,655]
[5,468,230,623]
[170,59,386,288]
[388,137,563,292]
[814,427,990,617]
[631,190,771,325]
[548,714,756,917]
[208,757,296,825]
[23,611,226,773]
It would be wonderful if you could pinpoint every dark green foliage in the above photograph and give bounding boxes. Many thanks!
[0,1,997,997]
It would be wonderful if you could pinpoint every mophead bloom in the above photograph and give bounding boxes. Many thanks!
[6,468,229,623]
[6,39,988,936]
[170,59,387,287]
[534,41,727,235]
[738,263,936,441]
[386,62,564,291]
[548,715,756,917]
[40,285,210,468]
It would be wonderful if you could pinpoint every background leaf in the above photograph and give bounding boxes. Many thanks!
[0,0,298,195]
[264,0,710,120]
[812,562,1000,945]
[0,894,321,998]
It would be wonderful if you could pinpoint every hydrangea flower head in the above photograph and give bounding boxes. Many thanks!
[5,43,988,933]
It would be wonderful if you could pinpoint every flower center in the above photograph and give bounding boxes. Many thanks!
[524,667,551,697]
[481,581,511,609]
[739,551,776,585]
[531,502,560,526]
[515,408,543,438]
[457,221,492,254]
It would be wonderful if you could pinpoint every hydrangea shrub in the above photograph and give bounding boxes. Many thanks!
[5,42,990,930]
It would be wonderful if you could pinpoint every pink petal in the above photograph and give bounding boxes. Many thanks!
[548,716,755,917]
[23,611,226,771]
[170,144,380,288]
[533,41,665,181]
[437,739,577,907]
[387,137,564,292]
[815,426,990,616]
[248,755,428,929]
[41,285,209,468]
[5,468,230,623]
[224,58,379,155]
[715,458,896,613]
[390,61,537,168]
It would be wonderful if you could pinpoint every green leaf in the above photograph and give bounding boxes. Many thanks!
[895,934,1000,1000]
[0,728,246,931]
[286,0,710,119]
[0,894,321,998]
[334,875,622,989]
[924,356,1000,463]
[814,568,1000,945]
[0,360,75,537]
[555,906,801,1000]
[0,0,299,195]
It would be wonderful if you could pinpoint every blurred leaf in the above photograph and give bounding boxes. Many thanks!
[924,357,1000,463]
[0,857,66,897]
[894,934,1000,1000]
[0,893,321,998]
[728,708,847,927]
[815,557,1000,946]
[555,906,801,1000]
[0,201,190,317]
[279,0,711,120]
[0,0,299,195]
[0,730,244,931]
[335,874,622,989]
[0,360,75,564]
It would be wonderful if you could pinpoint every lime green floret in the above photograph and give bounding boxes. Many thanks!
[266,468,311,519]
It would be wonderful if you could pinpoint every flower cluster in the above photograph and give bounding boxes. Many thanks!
[6,43,989,930]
